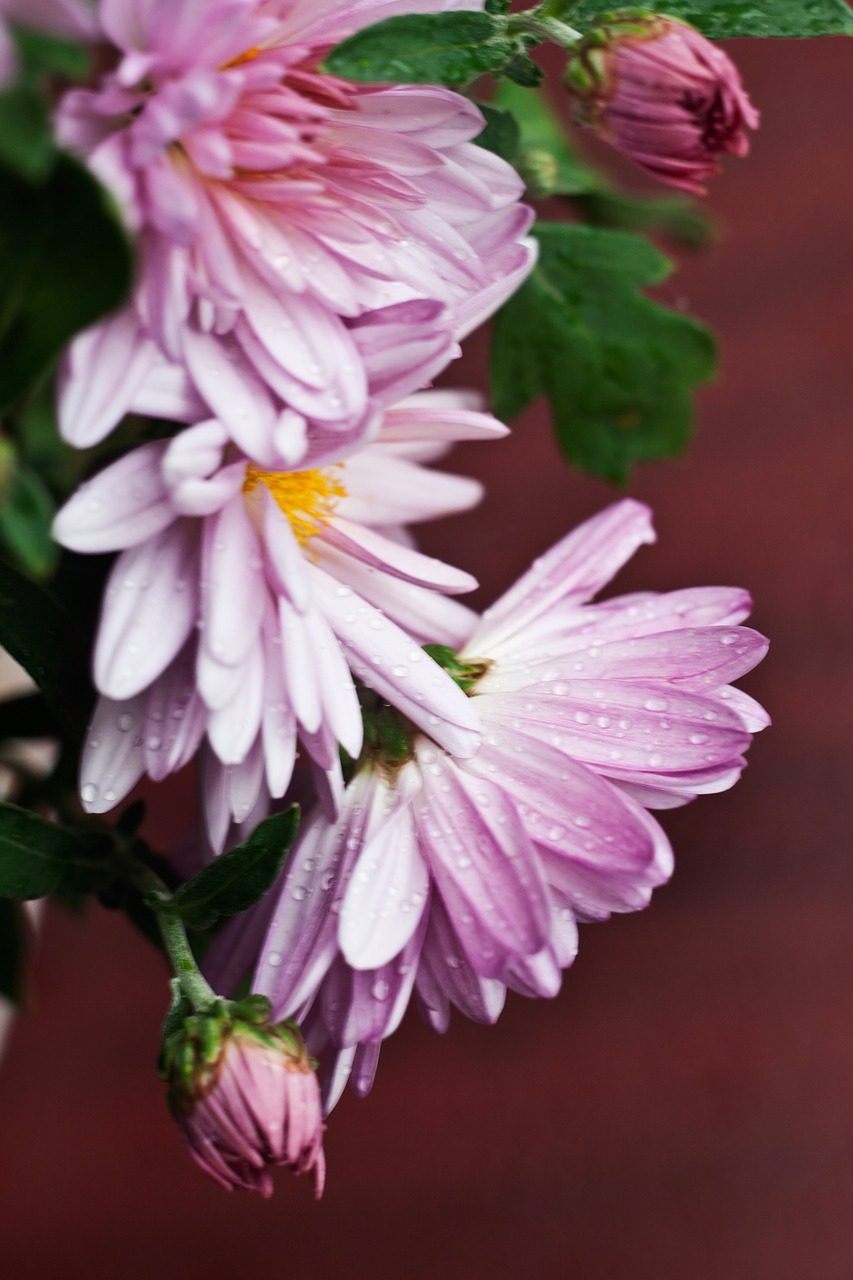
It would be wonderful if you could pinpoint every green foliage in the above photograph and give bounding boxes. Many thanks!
[0,802,112,898]
[570,0,853,38]
[0,25,90,180]
[325,11,525,84]
[0,440,58,579]
[0,559,92,738]
[166,808,300,931]
[491,223,715,482]
[0,155,133,410]
[475,103,522,161]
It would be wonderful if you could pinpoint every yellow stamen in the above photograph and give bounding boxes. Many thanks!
[244,465,346,545]
[222,46,262,69]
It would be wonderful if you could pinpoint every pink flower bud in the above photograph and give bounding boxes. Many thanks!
[165,1004,325,1197]
[565,11,759,194]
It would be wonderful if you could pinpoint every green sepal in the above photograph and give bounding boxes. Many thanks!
[0,801,115,899]
[166,807,300,931]
[422,644,489,692]
[491,222,716,482]
[569,0,853,38]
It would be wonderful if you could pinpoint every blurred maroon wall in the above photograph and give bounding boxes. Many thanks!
[2,36,853,1280]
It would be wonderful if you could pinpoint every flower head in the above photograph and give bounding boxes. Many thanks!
[56,0,534,461]
[53,390,501,846]
[564,11,759,194]
[234,500,768,1108]
[163,997,324,1196]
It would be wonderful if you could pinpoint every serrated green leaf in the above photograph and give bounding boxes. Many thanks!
[491,223,715,482]
[571,0,853,38]
[0,443,58,579]
[0,802,110,898]
[168,807,300,931]
[0,154,133,408]
[0,558,91,738]
[325,12,517,84]
[0,897,27,1004]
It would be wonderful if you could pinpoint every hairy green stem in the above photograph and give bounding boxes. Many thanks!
[509,10,582,45]
[126,860,216,1012]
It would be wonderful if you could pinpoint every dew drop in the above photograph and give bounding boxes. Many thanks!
[372,979,390,1001]
[267,951,283,968]
[81,783,98,805]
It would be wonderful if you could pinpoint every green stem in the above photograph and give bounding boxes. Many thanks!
[509,11,582,45]
[125,860,216,1012]
[154,904,217,1012]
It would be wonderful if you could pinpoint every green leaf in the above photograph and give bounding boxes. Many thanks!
[0,154,133,408]
[0,802,111,898]
[475,103,521,162]
[571,0,853,38]
[168,807,300,931]
[491,223,715,482]
[325,12,518,84]
[493,80,602,195]
[0,558,92,738]
[11,26,91,80]
[0,441,59,579]
[0,897,27,1004]
[0,84,54,180]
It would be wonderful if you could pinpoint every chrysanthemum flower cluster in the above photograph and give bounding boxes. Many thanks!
[0,0,767,1195]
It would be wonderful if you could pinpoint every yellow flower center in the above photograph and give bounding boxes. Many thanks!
[243,465,346,545]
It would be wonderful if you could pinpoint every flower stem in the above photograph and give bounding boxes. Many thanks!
[154,903,217,1012]
[510,10,582,46]
[124,859,216,1012]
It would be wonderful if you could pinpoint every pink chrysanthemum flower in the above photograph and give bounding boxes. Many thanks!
[228,500,768,1108]
[56,0,534,463]
[0,0,95,85]
[54,391,502,846]
[163,1001,325,1196]
[565,13,758,195]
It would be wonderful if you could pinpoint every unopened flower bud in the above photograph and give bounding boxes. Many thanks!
[564,10,759,194]
[162,997,325,1197]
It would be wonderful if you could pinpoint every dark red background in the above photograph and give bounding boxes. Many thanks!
[3,37,853,1280]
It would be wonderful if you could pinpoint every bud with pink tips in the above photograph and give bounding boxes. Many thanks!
[564,10,759,194]
[162,996,325,1197]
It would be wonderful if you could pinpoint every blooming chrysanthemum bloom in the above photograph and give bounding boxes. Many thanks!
[564,13,759,194]
[56,0,534,463]
[163,1000,325,1196]
[233,500,768,1107]
[54,391,501,846]
[0,0,95,86]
